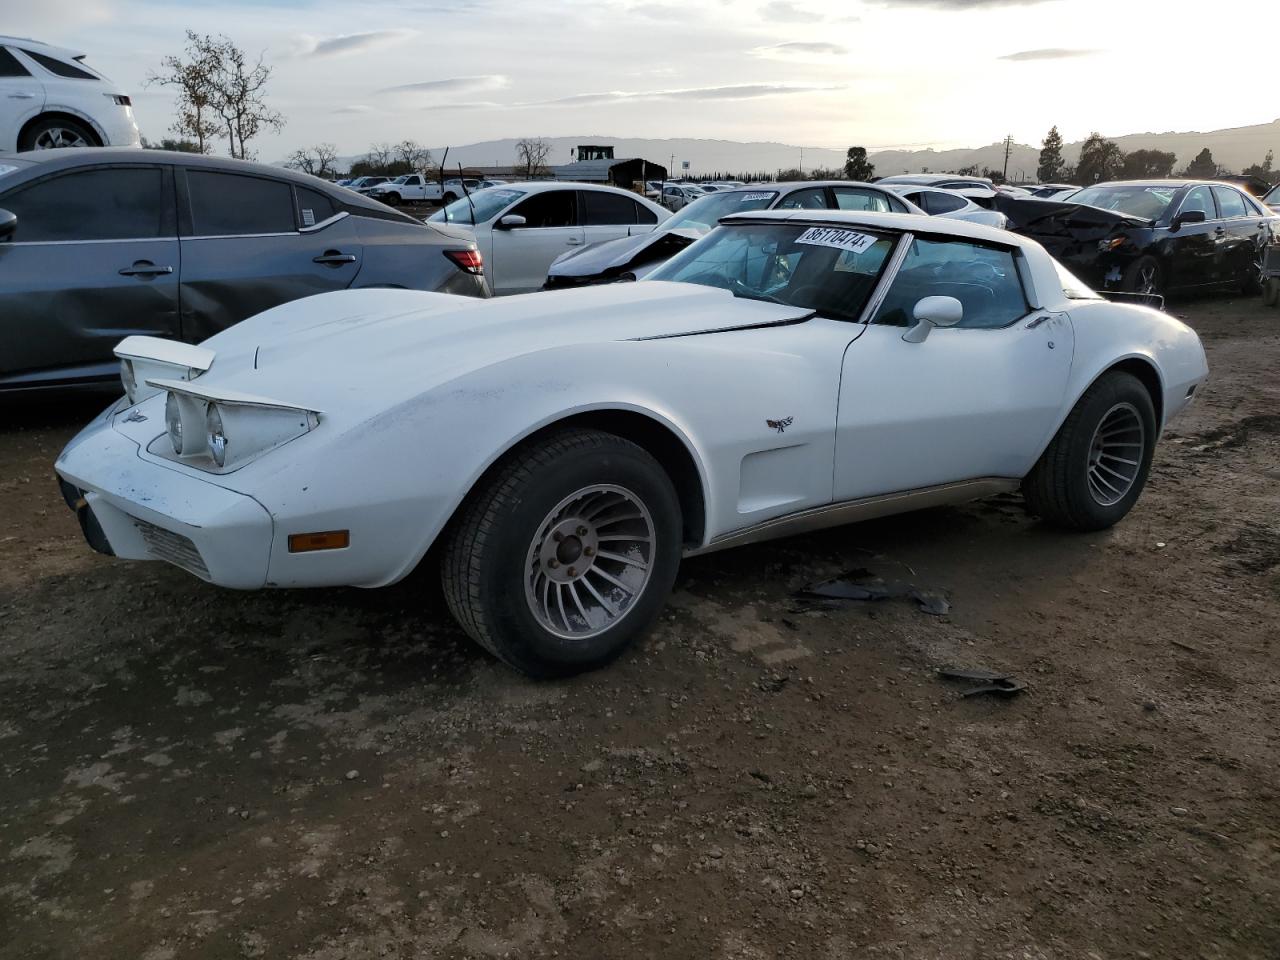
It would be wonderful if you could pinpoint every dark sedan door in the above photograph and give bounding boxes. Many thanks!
[1165,185,1220,288]
[1212,186,1267,287]
[0,164,179,390]
[177,169,363,343]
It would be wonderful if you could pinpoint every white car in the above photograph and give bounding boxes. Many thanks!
[881,184,1009,229]
[56,210,1208,677]
[0,37,140,151]
[661,183,706,211]
[429,181,670,294]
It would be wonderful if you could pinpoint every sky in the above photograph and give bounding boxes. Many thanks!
[5,0,1277,163]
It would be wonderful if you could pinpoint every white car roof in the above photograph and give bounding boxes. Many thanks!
[0,35,86,61]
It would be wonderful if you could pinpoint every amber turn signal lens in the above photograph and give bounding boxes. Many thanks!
[288,530,350,553]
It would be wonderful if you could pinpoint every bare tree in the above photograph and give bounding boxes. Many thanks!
[515,137,552,179]
[393,140,433,174]
[145,30,221,154]
[366,142,393,169]
[286,143,339,178]
[210,38,284,160]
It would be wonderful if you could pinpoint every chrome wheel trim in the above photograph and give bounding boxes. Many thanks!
[523,483,656,641]
[1086,402,1145,506]
[34,127,89,149]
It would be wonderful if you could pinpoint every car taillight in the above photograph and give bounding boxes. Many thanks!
[444,249,483,275]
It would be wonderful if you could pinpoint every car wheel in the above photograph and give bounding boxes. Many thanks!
[1264,277,1280,307]
[19,116,99,151]
[442,192,457,204]
[1021,371,1157,531]
[441,428,683,677]
[1240,250,1265,295]
[1121,256,1162,297]
[383,192,401,205]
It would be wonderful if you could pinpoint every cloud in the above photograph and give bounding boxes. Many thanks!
[761,1,807,20]
[753,41,849,57]
[629,2,683,16]
[536,83,843,106]
[334,105,375,114]
[420,101,507,112]
[299,30,415,58]
[870,0,1055,6]
[999,47,1099,61]
[378,76,510,96]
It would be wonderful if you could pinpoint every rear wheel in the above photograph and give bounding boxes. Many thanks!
[1022,371,1157,531]
[441,428,682,677]
[442,192,458,204]
[19,116,99,151]
[1121,256,1163,297]
[1240,249,1265,295]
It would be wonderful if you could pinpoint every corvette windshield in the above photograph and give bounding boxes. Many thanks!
[649,222,896,321]
[431,188,526,225]
[666,190,779,233]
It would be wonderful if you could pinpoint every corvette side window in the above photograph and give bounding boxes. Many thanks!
[872,237,1029,330]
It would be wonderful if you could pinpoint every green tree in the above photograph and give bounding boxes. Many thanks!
[1121,149,1177,179]
[1076,132,1125,184]
[1185,147,1218,179]
[1037,126,1065,182]
[140,135,204,153]
[1242,149,1277,184]
[843,146,875,181]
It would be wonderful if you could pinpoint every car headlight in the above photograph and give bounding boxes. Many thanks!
[207,403,228,467]
[115,337,215,406]
[120,359,138,402]
[159,390,318,471]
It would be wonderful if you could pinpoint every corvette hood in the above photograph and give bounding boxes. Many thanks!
[185,282,811,414]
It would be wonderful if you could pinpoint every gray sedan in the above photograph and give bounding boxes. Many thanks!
[0,149,487,394]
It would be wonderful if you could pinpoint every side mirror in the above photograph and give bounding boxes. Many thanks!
[1171,209,1206,232]
[497,214,527,230]
[0,208,14,242]
[903,295,963,343]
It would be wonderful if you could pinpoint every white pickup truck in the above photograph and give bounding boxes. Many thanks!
[367,175,491,205]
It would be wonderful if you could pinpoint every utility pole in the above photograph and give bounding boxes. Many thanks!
[1002,134,1014,181]
[799,147,804,178]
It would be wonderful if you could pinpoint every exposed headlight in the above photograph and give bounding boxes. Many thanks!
[206,404,228,468]
[120,359,137,403]
[165,391,184,454]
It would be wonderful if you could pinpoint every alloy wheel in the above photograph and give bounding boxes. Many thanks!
[524,484,656,640]
[1086,402,1146,506]
[33,127,90,149]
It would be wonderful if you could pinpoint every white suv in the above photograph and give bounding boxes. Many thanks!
[0,37,140,152]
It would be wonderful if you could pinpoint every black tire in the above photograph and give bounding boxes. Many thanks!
[442,192,457,205]
[441,428,682,678]
[1121,255,1163,297]
[1022,371,1157,531]
[18,115,100,151]
[1240,249,1265,295]
[383,192,401,205]
[1264,277,1280,307]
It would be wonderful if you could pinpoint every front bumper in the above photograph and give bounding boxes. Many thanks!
[55,402,274,589]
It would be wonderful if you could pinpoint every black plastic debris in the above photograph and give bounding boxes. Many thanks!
[794,569,950,616]
[937,666,1025,698]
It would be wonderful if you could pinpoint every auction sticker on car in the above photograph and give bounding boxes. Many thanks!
[740,193,775,202]
[795,227,878,254]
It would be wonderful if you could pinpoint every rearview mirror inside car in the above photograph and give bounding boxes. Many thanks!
[903,295,963,343]
[0,208,15,242]
[497,214,527,230]
[1172,209,1206,231]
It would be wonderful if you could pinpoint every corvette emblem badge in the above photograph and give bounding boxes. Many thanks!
[766,416,793,434]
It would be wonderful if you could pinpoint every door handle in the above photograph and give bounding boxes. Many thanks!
[118,261,173,277]
[566,238,584,246]
[7,92,36,100]
[313,251,357,265]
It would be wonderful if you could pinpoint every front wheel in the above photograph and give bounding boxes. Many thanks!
[441,428,682,677]
[383,192,401,205]
[1122,255,1163,297]
[1022,371,1157,531]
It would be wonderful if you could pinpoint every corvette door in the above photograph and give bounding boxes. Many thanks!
[833,236,1074,500]
[489,189,584,294]
[178,169,363,342]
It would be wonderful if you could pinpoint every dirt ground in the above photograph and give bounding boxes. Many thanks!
[1,296,1277,960]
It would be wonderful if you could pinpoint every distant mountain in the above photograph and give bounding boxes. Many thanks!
[314,118,1280,182]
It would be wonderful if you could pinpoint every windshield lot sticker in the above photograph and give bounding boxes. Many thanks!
[796,227,877,254]
[740,193,774,202]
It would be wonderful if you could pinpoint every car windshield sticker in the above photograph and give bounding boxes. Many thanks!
[796,227,878,254]
[301,208,316,227]
[0,163,20,177]
[740,192,774,202]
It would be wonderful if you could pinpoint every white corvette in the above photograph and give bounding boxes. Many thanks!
[56,211,1208,677]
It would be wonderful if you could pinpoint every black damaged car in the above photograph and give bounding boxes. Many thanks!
[994,180,1278,297]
